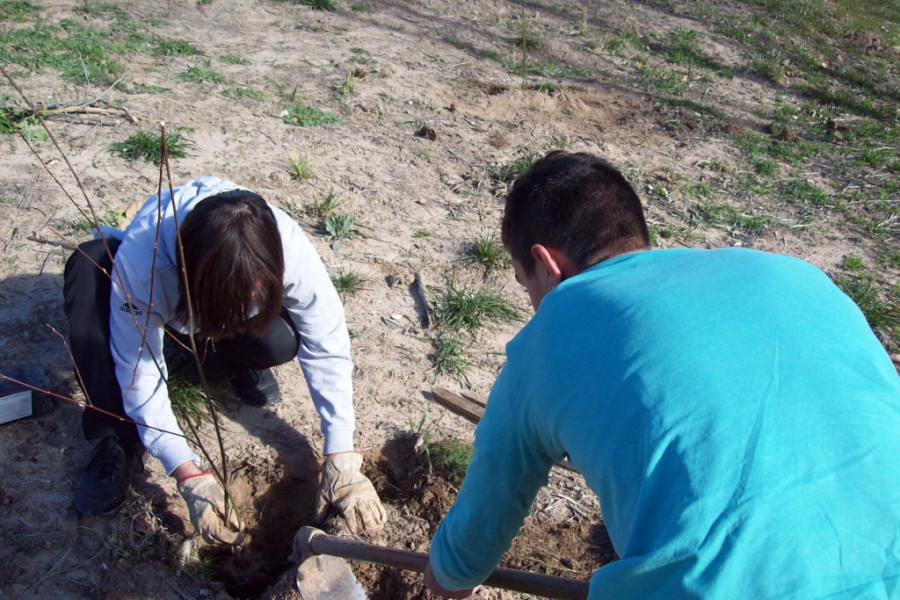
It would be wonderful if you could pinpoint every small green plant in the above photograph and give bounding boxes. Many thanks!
[306,190,344,218]
[337,68,364,96]
[177,60,225,84]
[130,83,169,94]
[73,203,122,234]
[1,0,41,22]
[219,54,251,65]
[13,114,48,142]
[350,2,372,12]
[323,213,358,250]
[425,437,474,485]
[432,277,523,333]
[153,38,203,56]
[221,87,264,101]
[463,233,510,276]
[492,153,539,183]
[414,229,432,238]
[299,0,336,10]
[834,274,900,346]
[168,375,216,427]
[287,150,316,180]
[281,104,338,126]
[428,334,472,384]
[842,254,865,272]
[109,128,194,165]
[331,266,368,301]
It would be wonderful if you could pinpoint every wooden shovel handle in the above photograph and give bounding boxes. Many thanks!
[307,529,589,600]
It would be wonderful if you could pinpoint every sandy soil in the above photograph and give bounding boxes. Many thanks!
[0,0,895,599]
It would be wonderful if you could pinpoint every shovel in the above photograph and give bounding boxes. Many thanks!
[294,526,590,600]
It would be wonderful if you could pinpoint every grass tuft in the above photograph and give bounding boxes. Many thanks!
[306,190,344,219]
[424,437,474,485]
[331,266,368,301]
[177,60,225,84]
[428,334,471,384]
[492,153,539,183]
[286,150,316,180]
[834,274,900,348]
[109,129,194,164]
[463,233,510,276]
[168,375,217,428]
[281,104,338,126]
[432,277,523,333]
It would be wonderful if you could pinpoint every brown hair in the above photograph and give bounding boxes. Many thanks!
[501,150,650,276]
[175,189,284,339]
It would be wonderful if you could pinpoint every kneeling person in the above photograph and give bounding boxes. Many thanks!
[64,177,386,542]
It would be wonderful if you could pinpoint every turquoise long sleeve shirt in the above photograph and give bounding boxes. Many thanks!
[430,248,900,599]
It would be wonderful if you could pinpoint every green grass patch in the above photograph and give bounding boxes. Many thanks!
[462,233,510,276]
[431,277,523,333]
[0,1,151,84]
[492,153,539,183]
[168,375,217,428]
[109,128,194,165]
[287,0,336,10]
[0,106,46,140]
[1,0,41,22]
[73,202,122,234]
[424,437,473,485]
[219,53,250,65]
[331,266,368,301]
[281,104,338,126]
[833,273,900,349]
[428,334,471,384]
[130,82,169,94]
[221,87,264,101]
[177,60,225,84]
[306,190,344,218]
[699,202,777,234]
[153,38,203,56]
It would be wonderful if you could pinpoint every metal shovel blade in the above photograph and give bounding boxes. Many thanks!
[296,554,368,600]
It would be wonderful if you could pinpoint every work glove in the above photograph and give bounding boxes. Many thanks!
[315,452,387,534]
[177,472,243,545]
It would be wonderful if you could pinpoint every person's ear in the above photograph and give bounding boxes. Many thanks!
[530,244,575,284]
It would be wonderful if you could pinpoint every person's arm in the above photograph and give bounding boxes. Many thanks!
[278,214,385,532]
[111,244,242,545]
[108,251,198,474]
[279,218,356,455]
[427,366,556,592]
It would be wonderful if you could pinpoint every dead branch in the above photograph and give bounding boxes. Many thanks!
[27,101,138,124]
[26,234,77,250]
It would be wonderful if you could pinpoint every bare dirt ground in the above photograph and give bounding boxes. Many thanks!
[1,0,897,599]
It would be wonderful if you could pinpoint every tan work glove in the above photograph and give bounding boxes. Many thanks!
[177,472,243,545]
[315,452,387,534]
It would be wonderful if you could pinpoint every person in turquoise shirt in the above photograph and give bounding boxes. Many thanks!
[424,150,900,599]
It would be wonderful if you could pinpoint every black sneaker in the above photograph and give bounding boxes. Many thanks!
[232,368,280,407]
[72,437,132,515]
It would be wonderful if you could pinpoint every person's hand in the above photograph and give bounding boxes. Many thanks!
[315,451,387,533]
[424,561,479,599]
[177,472,243,545]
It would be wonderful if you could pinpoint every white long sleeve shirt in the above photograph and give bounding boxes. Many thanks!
[106,176,355,474]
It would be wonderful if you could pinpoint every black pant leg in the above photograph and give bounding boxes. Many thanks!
[63,239,142,458]
[213,308,300,372]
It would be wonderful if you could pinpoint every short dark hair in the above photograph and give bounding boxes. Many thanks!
[175,189,284,340]
[501,150,650,276]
